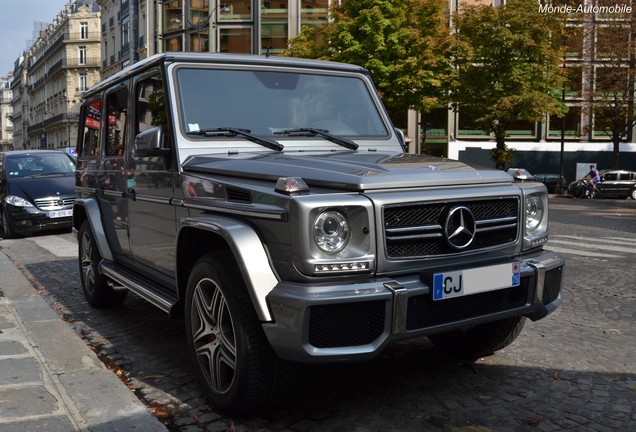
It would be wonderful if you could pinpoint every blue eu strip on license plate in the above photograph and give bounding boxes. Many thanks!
[433,262,521,301]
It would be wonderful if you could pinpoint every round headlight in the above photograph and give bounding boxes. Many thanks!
[525,195,544,231]
[313,210,349,253]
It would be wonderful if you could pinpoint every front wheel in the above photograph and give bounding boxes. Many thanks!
[185,253,294,415]
[1,208,18,239]
[631,188,636,200]
[78,220,127,307]
[428,316,526,358]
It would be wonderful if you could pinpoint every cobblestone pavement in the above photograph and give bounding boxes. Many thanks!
[0,197,634,432]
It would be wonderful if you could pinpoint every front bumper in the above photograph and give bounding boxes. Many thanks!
[263,250,565,363]
[4,205,73,235]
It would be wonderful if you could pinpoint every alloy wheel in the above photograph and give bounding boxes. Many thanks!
[190,277,237,395]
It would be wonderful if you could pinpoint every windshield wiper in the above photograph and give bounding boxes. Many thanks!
[187,127,284,152]
[274,128,359,150]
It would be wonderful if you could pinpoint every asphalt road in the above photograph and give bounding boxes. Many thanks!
[0,196,634,432]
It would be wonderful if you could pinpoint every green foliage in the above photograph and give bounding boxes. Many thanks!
[450,0,567,168]
[285,0,453,114]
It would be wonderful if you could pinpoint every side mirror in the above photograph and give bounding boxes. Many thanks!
[134,126,165,157]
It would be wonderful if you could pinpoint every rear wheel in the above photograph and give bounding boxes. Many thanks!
[78,220,127,307]
[631,188,636,200]
[428,316,526,358]
[185,252,294,415]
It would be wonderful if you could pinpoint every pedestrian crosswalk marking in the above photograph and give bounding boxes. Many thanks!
[29,236,77,258]
[543,245,623,258]
[545,235,636,258]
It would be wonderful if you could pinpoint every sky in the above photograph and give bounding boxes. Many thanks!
[0,1,71,76]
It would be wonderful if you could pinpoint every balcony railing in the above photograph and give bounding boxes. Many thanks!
[63,57,101,68]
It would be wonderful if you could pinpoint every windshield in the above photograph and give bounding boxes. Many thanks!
[175,67,389,139]
[6,154,76,178]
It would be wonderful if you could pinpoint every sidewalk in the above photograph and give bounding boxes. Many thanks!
[0,249,168,432]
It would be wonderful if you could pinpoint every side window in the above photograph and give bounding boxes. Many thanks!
[106,85,129,156]
[134,71,172,173]
[82,98,102,158]
[136,72,169,140]
[78,98,102,188]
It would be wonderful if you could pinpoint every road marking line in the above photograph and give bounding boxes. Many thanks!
[29,236,77,258]
[552,235,636,247]
[544,245,623,258]
[548,239,636,254]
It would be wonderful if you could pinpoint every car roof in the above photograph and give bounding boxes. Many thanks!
[82,52,370,99]
[2,150,66,158]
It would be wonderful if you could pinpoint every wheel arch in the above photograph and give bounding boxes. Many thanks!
[72,198,113,261]
[176,215,279,322]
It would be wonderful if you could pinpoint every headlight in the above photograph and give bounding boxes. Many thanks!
[4,195,34,208]
[313,210,349,253]
[525,194,544,231]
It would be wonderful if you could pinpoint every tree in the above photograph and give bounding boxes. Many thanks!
[285,0,453,117]
[450,0,567,169]
[584,8,636,169]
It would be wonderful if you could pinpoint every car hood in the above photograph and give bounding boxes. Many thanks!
[6,174,76,202]
[182,151,512,191]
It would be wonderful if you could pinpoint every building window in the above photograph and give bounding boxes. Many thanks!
[219,27,251,53]
[165,35,183,52]
[261,0,288,54]
[219,0,251,21]
[79,73,88,91]
[78,46,87,65]
[80,21,89,39]
[121,16,130,48]
[548,107,582,138]
[300,0,328,29]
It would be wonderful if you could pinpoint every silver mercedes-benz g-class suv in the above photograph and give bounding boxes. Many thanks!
[73,53,565,414]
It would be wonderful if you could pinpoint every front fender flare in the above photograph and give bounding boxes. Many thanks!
[178,215,279,322]
[73,198,113,261]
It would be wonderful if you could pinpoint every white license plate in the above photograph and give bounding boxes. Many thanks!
[432,263,521,301]
[48,209,73,218]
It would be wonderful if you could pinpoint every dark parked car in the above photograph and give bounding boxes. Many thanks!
[596,170,636,199]
[568,169,635,199]
[0,150,76,238]
[533,173,565,194]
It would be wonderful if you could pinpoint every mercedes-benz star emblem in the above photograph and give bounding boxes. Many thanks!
[444,206,476,250]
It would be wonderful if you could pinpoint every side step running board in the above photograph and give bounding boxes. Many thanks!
[99,261,177,313]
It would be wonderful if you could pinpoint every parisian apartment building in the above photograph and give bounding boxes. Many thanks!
[7,0,636,175]
[10,0,101,150]
[0,75,13,151]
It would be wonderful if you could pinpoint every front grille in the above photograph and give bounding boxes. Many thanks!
[34,197,75,211]
[406,282,529,330]
[384,198,519,258]
[308,301,385,348]
[542,266,563,304]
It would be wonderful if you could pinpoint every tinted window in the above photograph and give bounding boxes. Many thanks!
[175,68,389,138]
[6,154,75,178]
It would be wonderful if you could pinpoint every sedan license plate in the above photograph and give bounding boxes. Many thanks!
[432,263,520,301]
[48,209,73,219]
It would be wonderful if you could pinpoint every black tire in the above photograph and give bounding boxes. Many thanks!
[185,252,295,415]
[1,208,18,239]
[428,316,526,358]
[78,220,127,307]
[570,184,586,199]
[631,188,636,200]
